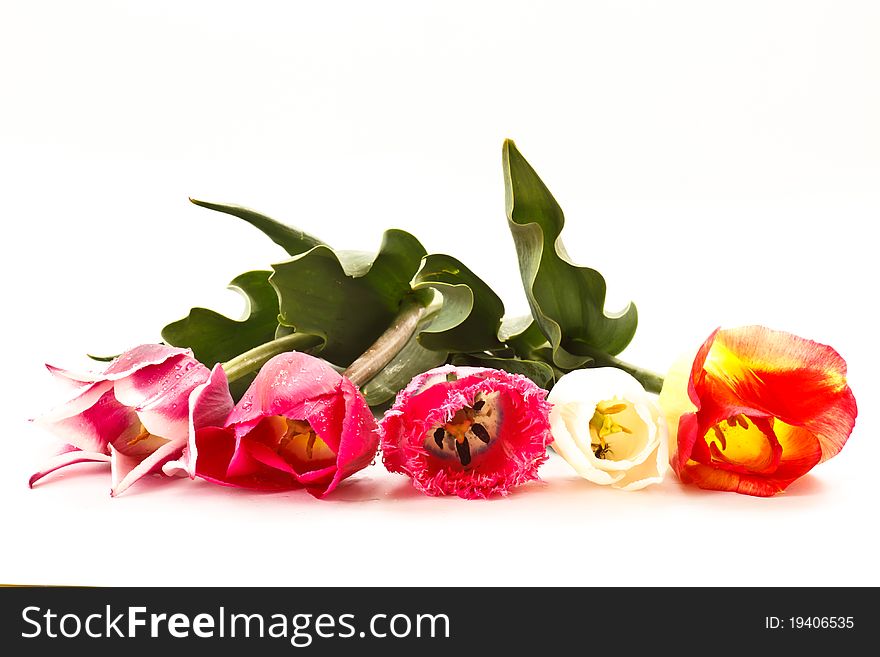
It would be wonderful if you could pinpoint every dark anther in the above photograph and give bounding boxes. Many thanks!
[433,427,445,449]
[473,400,485,412]
[455,438,471,466]
[471,423,491,444]
[446,373,459,383]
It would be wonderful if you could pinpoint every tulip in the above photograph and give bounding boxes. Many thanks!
[380,365,553,499]
[165,351,379,498]
[548,368,668,490]
[32,344,233,495]
[659,326,857,496]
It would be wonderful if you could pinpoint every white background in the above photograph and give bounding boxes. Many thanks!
[1,1,877,586]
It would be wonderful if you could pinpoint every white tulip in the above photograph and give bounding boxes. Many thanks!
[548,367,668,490]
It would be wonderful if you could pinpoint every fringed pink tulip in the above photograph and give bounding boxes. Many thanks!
[165,351,379,498]
[32,344,233,496]
[380,365,553,499]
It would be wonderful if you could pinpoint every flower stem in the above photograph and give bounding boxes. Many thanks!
[222,333,323,383]
[581,349,665,394]
[343,297,425,387]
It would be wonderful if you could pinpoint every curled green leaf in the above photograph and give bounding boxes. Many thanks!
[189,198,325,255]
[270,229,431,367]
[502,139,638,370]
[161,270,280,368]
[412,254,506,354]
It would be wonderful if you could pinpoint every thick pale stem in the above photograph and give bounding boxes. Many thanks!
[222,333,323,383]
[343,298,425,387]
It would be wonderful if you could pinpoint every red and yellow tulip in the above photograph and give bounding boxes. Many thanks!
[659,326,857,496]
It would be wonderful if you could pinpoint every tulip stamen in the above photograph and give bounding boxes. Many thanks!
[712,425,728,450]
[127,425,155,447]
[278,418,333,464]
[590,401,633,439]
[424,392,500,466]
[589,400,634,459]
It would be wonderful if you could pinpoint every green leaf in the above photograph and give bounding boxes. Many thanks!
[450,353,556,389]
[502,140,638,370]
[189,198,325,255]
[412,254,506,353]
[161,270,280,368]
[87,353,120,362]
[498,315,548,358]
[270,229,430,367]
[360,307,448,406]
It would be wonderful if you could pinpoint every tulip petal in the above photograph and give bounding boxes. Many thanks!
[100,344,194,379]
[698,327,857,460]
[680,426,821,496]
[614,438,668,491]
[803,386,857,463]
[318,377,379,497]
[679,463,783,497]
[36,384,141,454]
[114,355,211,443]
[45,363,100,386]
[227,351,341,430]
[162,364,234,478]
[110,436,186,497]
[549,405,622,486]
[170,426,236,485]
[29,447,111,488]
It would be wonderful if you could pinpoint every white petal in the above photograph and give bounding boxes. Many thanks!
[548,367,651,409]
[614,412,670,490]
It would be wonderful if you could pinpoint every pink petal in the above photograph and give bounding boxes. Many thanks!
[167,426,236,484]
[29,448,111,488]
[100,344,194,380]
[45,363,100,386]
[190,364,235,430]
[115,355,212,443]
[226,352,341,431]
[162,365,234,478]
[318,376,379,497]
[110,436,187,497]
[35,384,140,454]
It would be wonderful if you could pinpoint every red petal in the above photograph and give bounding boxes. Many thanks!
[694,326,857,460]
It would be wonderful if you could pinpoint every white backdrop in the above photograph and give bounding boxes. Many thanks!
[2,1,877,586]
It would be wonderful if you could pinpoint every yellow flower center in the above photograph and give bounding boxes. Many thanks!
[589,400,632,459]
[277,418,334,463]
[127,425,156,447]
[703,414,779,473]
[444,408,475,444]
[118,423,168,457]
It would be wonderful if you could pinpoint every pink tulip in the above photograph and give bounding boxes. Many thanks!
[165,351,379,498]
[32,344,233,496]
[380,365,553,499]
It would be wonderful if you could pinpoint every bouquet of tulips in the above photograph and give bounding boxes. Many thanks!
[30,141,857,500]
